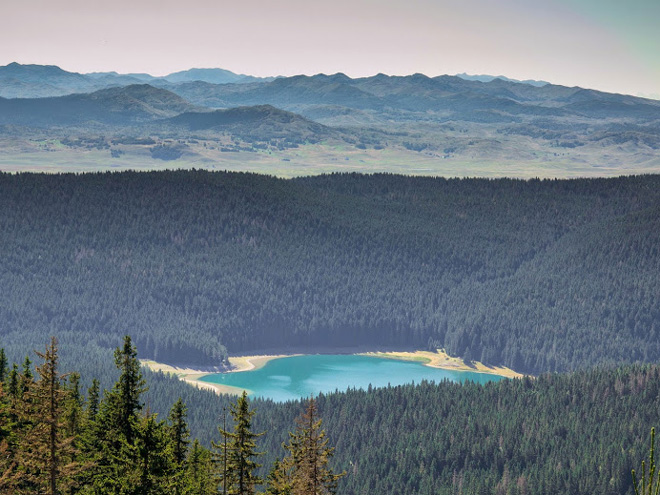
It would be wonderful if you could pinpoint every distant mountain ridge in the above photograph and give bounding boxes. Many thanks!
[163,68,275,85]
[0,84,336,149]
[0,62,274,98]
[0,62,93,98]
[3,62,659,124]
[164,71,660,124]
[168,104,334,144]
[0,84,198,126]
[456,73,550,87]
[2,62,659,175]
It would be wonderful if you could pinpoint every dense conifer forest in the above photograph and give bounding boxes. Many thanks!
[1,171,659,374]
[2,169,660,494]
[2,338,659,495]
[0,338,343,495]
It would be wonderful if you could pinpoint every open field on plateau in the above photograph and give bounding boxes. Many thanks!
[2,137,660,178]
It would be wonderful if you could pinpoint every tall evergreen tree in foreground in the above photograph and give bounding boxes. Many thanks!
[87,377,100,422]
[632,428,660,495]
[214,391,264,495]
[282,398,344,495]
[13,338,83,494]
[265,459,292,495]
[169,397,191,495]
[185,439,216,495]
[113,335,148,443]
[90,335,150,494]
[0,339,226,494]
[135,412,175,495]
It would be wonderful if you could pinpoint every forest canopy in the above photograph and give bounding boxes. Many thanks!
[1,171,659,374]
[2,338,658,495]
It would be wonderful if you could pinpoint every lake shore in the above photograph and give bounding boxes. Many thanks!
[141,348,522,396]
[140,354,293,395]
[361,350,523,379]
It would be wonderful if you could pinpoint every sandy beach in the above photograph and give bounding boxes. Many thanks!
[141,348,522,396]
[360,349,523,379]
[141,354,292,395]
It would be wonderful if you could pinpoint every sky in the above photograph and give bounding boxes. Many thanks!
[2,0,659,98]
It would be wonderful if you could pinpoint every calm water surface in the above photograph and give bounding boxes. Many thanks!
[200,354,503,402]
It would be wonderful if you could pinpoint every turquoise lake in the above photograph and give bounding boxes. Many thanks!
[200,354,504,402]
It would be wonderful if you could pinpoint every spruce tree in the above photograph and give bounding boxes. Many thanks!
[7,364,18,398]
[185,439,216,495]
[87,378,100,422]
[213,391,264,495]
[169,397,190,465]
[112,335,147,443]
[633,428,660,495]
[169,397,191,495]
[64,372,82,438]
[16,337,84,495]
[0,348,7,383]
[265,459,292,495]
[19,355,32,396]
[134,412,175,495]
[0,385,16,493]
[283,398,344,495]
[90,335,147,494]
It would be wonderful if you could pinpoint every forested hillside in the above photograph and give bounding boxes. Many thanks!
[1,171,659,373]
[3,338,658,495]
[0,338,342,494]
[151,362,660,495]
[290,364,660,495]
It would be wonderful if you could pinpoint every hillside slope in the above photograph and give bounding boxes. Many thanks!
[1,171,659,373]
[0,84,197,126]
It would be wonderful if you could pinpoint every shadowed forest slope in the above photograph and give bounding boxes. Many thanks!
[1,171,659,374]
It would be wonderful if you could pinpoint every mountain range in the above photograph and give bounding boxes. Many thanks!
[1,62,659,175]
[455,73,550,86]
[0,62,273,98]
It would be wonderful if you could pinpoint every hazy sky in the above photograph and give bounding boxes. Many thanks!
[2,0,658,97]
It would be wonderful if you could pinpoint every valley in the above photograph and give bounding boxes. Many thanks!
[2,170,659,375]
[1,60,659,494]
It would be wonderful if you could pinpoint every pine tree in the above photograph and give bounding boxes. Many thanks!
[7,364,18,398]
[283,398,345,495]
[111,335,147,443]
[0,348,7,383]
[89,335,147,494]
[169,397,191,495]
[213,391,264,495]
[5,364,20,440]
[87,378,100,422]
[64,372,82,438]
[0,381,11,443]
[632,427,660,495]
[134,412,175,495]
[169,397,190,465]
[265,459,292,495]
[15,337,85,495]
[0,386,16,494]
[185,439,216,495]
[19,356,32,396]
